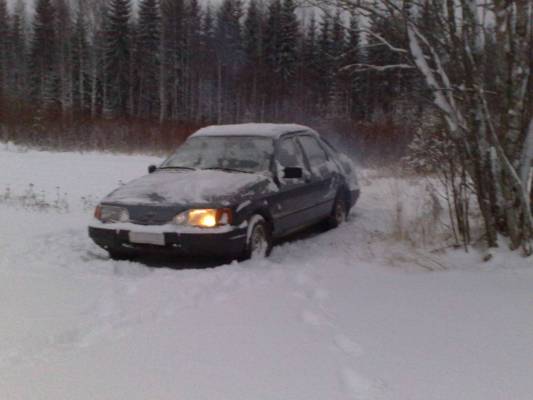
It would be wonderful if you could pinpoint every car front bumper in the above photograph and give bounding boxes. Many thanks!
[88,222,248,258]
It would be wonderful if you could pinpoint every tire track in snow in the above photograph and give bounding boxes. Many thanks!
[0,227,278,370]
[287,263,391,400]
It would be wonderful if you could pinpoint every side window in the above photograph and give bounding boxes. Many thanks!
[278,137,305,168]
[298,136,328,167]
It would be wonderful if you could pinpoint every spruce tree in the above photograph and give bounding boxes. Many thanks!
[30,0,60,110]
[317,14,332,111]
[54,0,73,111]
[344,12,363,119]
[327,9,346,118]
[301,13,320,116]
[160,0,186,121]
[71,7,90,112]
[215,0,243,67]
[9,1,28,100]
[136,0,160,118]
[243,0,263,117]
[264,0,281,72]
[366,10,406,117]
[215,0,243,122]
[278,0,299,101]
[185,0,202,120]
[263,0,282,117]
[243,0,262,66]
[198,5,216,120]
[0,0,8,99]
[103,0,132,116]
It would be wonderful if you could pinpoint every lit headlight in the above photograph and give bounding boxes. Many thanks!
[174,209,232,228]
[95,205,129,223]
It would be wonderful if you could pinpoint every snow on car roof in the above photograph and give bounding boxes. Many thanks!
[190,123,313,139]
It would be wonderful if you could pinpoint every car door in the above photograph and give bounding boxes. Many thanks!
[270,135,316,235]
[295,135,337,219]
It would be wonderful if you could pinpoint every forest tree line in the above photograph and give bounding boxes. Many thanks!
[0,0,422,156]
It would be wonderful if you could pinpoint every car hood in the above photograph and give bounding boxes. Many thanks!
[103,169,277,207]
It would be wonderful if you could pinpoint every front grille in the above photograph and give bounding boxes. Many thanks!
[120,204,184,226]
[129,216,168,226]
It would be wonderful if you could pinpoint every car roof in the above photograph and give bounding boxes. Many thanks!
[190,123,317,139]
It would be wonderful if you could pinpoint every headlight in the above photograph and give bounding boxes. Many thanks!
[95,205,129,223]
[174,208,232,228]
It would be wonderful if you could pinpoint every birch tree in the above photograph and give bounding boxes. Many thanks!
[320,0,533,254]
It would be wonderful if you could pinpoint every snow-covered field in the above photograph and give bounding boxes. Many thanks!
[1,143,532,400]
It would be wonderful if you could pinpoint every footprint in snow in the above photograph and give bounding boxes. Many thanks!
[302,310,323,326]
[334,334,363,357]
[313,287,329,301]
[294,271,314,287]
[340,368,388,400]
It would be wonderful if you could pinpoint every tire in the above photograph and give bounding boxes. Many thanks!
[244,215,272,260]
[326,192,348,229]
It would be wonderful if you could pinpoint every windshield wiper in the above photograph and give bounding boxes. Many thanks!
[203,167,253,174]
[160,166,196,171]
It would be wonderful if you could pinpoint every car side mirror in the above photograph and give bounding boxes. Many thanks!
[148,165,157,174]
[283,167,303,179]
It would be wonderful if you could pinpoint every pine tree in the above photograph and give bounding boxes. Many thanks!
[103,0,132,116]
[136,0,160,118]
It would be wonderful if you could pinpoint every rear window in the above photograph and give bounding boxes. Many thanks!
[278,137,305,168]
[298,136,328,167]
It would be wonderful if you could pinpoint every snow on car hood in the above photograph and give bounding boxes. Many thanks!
[103,169,277,206]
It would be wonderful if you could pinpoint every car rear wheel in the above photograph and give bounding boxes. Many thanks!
[244,215,272,260]
[326,193,348,229]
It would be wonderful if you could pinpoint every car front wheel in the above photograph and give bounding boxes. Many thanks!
[244,215,272,260]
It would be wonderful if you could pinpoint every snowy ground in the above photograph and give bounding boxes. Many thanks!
[0,143,532,400]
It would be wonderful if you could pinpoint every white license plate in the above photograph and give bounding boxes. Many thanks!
[129,232,165,246]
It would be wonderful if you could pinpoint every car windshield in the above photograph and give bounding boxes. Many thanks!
[161,136,274,173]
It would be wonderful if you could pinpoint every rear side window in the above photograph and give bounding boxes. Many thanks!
[320,138,340,159]
[278,137,305,168]
[298,136,328,167]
